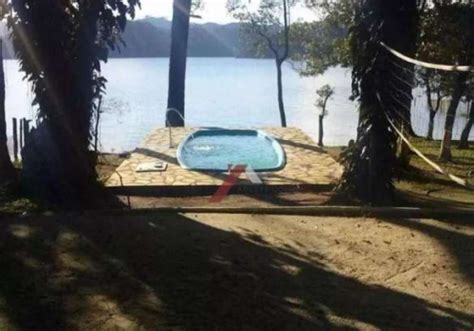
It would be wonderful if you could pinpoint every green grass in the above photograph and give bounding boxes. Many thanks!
[408,137,473,178]
[396,138,474,207]
[325,139,474,208]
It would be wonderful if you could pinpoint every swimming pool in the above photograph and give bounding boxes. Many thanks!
[177,129,286,172]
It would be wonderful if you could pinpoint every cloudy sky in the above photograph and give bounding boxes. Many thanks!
[136,0,317,24]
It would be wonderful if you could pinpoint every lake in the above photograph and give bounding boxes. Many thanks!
[3,58,472,153]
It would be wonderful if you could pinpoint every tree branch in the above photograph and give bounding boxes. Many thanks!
[255,27,279,58]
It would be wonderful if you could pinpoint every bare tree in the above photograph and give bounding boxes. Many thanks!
[433,2,473,161]
[229,0,292,127]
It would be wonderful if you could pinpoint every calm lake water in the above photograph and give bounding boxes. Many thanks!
[3,58,472,153]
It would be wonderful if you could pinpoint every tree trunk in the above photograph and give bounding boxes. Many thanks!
[20,2,106,208]
[439,72,468,161]
[276,60,287,127]
[427,110,436,140]
[0,39,16,185]
[166,0,192,127]
[340,0,418,205]
[458,101,473,149]
[318,114,324,147]
[425,78,436,140]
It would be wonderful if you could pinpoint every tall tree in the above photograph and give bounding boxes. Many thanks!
[0,39,16,186]
[439,71,469,159]
[298,1,436,143]
[293,0,354,76]
[339,0,419,205]
[4,0,140,207]
[417,69,446,140]
[228,0,291,127]
[166,0,192,127]
[419,2,474,160]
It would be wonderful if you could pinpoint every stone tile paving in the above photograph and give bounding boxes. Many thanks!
[105,127,343,188]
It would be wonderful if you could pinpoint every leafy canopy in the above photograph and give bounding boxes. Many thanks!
[227,0,294,60]
[2,0,141,125]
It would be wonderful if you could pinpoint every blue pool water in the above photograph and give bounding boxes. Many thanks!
[177,129,286,171]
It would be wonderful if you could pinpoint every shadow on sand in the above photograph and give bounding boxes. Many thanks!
[0,213,472,330]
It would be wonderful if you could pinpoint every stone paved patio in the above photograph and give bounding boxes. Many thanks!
[105,128,343,189]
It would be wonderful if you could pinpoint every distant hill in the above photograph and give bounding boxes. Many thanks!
[112,17,255,58]
[0,17,259,59]
[2,17,344,59]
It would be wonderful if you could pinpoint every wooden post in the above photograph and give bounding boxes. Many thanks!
[12,118,18,162]
[19,118,23,149]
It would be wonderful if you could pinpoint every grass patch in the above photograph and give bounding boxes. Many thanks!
[324,139,474,208]
[396,138,474,207]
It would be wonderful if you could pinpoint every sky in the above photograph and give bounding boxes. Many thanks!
[136,0,318,24]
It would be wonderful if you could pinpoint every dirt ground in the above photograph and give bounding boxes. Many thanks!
[0,212,472,330]
[118,191,335,208]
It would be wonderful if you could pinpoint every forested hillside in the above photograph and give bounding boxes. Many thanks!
[0,17,339,59]
[0,17,255,58]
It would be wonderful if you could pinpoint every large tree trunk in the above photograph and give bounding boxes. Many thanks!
[458,101,473,149]
[0,39,16,185]
[383,2,419,167]
[166,0,192,127]
[341,0,418,205]
[439,72,468,161]
[276,60,287,127]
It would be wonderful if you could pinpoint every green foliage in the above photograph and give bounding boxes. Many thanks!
[416,1,473,106]
[3,0,140,148]
[418,1,473,65]
[290,21,347,75]
[228,0,292,60]
[291,0,356,77]
[1,0,140,206]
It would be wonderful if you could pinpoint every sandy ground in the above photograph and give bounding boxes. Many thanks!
[0,212,472,330]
